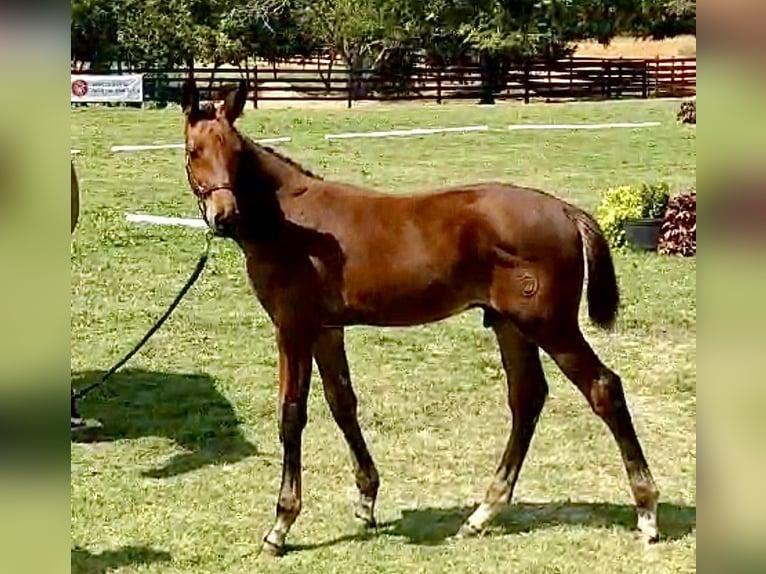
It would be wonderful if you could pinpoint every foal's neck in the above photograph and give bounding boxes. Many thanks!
[240,136,315,195]
[234,135,317,244]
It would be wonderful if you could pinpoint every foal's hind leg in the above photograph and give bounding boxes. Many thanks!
[314,328,380,527]
[539,326,660,542]
[458,317,549,537]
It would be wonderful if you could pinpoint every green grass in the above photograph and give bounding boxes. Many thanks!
[71,99,696,573]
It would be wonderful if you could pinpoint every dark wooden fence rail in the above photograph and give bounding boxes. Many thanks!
[73,57,695,107]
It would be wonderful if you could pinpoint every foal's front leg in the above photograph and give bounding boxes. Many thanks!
[262,328,314,556]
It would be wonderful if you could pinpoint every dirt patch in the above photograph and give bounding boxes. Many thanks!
[574,35,696,59]
[246,80,348,110]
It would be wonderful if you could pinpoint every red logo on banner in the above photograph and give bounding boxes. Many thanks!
[72,79,88,97]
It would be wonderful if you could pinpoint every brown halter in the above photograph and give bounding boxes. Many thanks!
[184,151,234,224]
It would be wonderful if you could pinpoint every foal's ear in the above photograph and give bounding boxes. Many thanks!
[221,81,247,124]
[182,78,199,117]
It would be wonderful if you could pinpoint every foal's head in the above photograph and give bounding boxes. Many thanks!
[181,79,248,236]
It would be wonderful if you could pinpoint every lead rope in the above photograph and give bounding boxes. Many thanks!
[73,232,213,401]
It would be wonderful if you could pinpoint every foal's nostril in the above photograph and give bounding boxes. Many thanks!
[212,212,235,235]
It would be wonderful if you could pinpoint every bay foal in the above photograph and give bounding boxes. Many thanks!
[180,80,659,555]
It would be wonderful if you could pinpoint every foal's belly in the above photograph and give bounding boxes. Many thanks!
[336,269,484,327]
[339,296,477,327]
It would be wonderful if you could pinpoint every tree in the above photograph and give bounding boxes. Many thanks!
[71,0,120,71]
[115,0,208,68]
[215,0,317,68]
[70,0,695,102]
[641,0,696,38]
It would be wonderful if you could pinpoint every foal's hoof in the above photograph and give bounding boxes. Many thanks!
[354,508,377,529]
[639,530,660,545]
[455,522,483,539]
[354,498,377,528]
[260,538,285,557]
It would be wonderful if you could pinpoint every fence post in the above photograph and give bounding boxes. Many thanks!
[436,68,442,104]
[253,64,258,109]
[605,61,611,99]
[617,57,622,98]
[642,60,648,99]
[569,55,573,95]
[244,60,250,109]
[347,67,352,109]
[671,58,676,95]
[547,63,552,98]
[523,58,530,104]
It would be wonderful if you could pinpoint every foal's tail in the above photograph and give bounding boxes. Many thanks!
[568,207,620,330]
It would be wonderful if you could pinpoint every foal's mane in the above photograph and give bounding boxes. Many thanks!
[246,137,323,181]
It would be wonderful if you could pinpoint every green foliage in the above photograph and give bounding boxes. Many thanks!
[71,0,697,73]
[642,182,671,218]
[71,0,120,70]
[596,185,644,248]
[596,182,670,248]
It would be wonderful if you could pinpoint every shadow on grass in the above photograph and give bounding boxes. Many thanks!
[71,369,262,478]
[288,501,696,553]
[387,501,696,544]
[71,545,171,574]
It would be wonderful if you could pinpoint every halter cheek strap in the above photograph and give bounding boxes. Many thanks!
[184,152,236,226]
[184,152,234,199]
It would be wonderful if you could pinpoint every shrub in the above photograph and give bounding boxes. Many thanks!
[658,191,696,256]
[677,98,696,124]
[642,182,671,218]
[596,185,644,248]
[595,183,670,248]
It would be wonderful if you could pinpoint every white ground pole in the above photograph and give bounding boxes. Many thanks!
[507,122,660,131]
[126,213,208,229]
[111,136,291,153]
[324,125,489,140]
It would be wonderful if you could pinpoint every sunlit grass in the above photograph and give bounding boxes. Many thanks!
[71,98,695,573]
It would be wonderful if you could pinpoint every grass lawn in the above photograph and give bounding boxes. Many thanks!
[71,98,696,573]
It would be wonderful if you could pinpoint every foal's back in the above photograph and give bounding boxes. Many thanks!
[286,179,582,263]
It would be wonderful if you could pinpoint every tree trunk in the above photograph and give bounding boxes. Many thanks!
[209,57,221,93]
[343,47,371,100]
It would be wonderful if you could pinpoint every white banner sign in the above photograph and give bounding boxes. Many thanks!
[70,74,144,103]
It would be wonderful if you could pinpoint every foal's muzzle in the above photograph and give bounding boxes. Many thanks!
[197,187,239,237]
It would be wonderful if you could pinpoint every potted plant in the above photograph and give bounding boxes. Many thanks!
[596,182,670,251]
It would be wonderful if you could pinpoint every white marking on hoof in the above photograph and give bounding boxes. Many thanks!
[455,521,483,539]
[465,502,498,532]
[637,500,659,543]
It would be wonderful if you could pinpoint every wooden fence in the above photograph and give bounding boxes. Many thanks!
[74,57,695,107]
